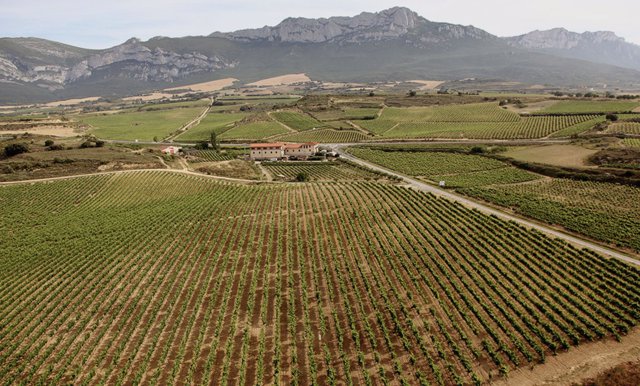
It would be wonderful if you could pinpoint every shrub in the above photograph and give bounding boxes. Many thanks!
[4,143,29,157]
[295,172,309,182]
[47,144,65,151]
[44,139,54,147]
[606,114,619,122]
[95,140,105,148]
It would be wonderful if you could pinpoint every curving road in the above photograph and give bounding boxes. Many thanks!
[334,145,640,267]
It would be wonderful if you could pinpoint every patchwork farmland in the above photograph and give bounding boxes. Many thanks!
[0,171,639,385]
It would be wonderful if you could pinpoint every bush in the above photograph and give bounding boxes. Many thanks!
[470,146,486,154]
[295,172,310,182]
[4,143,29,157]
[44,139,54,147]
[95,140,105,148]
[47,144,65,151]
[606,114,619,122]
[80,141,94,148]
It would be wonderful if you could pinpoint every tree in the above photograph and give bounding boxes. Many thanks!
[153,136,158,142]
[210,130,220,152]
[4,143,29,157]
[470,146,486,154]
[408,90,417,97]
[368,91,375,97]
[606,114,619,122]
[44,139,54,147]
[295,172,309,182]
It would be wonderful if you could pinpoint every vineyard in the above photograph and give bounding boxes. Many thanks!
[538,100,640,114]
[462,179,640,251]
[176,112,249,141]
[262,160,387,181]
[607,122,640,135]
[271,111,323,131]
[275,129,369,143]
[218,121,290,140]
[1,171,639,385]
[381,115,600,139]
[347,147,538,184]
[188,149,247,163]
[623,138,640,148]
[82,106,206,141]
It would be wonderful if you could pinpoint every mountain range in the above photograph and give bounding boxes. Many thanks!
[1,7,639,103]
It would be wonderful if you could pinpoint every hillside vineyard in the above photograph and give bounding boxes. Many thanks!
[1,171,638,385]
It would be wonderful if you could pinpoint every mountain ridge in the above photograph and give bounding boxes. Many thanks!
[1,7,639,103]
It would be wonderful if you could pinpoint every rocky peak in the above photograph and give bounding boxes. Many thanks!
[505,28,626,50]
[212,7,430,43]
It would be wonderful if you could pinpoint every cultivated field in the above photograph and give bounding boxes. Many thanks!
[348,147,540,188]
[176,112,249,141]
[275,129,369,143]
[82,106,206,141]
[271,111,322,131]
[218,121,289,140]
[463,179,640,251]
[1,171,639,385]
[263,160,387,181]
[539,100,640,114]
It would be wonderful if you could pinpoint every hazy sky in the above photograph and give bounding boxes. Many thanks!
[1,0,638,48]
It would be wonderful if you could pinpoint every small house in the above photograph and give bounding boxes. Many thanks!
[161,146,182,155]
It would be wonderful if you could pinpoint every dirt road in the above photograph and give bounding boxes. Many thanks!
[335,146,640,267]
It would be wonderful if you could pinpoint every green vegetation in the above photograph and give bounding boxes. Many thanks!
[271,111,322,131]
[188,149,246,163]
[1,171,639,384]
[350,147,540,188]
[463,179,640,251]
[218,121,289,140]
[350,147,509,176]
[176,112,249,141]
[379,103,520,123]
[263,160,387,181]
[353,119,397,135]
[539,100,640,114]
[549,116,607,138]
[607,122,640,135]
[82,107,205,141]
[623,138,640,148]
[431,168,541,188]
[382,115,600,139]
[276,129,369,143]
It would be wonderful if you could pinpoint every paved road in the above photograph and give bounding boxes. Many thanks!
[335,146,640,267]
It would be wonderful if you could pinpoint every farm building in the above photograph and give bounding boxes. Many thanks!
[161,146,182,155]
[250,142,319,161]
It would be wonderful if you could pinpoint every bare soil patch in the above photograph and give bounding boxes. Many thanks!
[0,126,80,137]
[407,80,445,90]
[247,73,311,87]
[164,78,238,92]
[122,92,174,102]
[504,145,599,168]
[44,97,101,107]
[492,328,640,386]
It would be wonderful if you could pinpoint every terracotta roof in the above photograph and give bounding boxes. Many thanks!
[250,142,285,149]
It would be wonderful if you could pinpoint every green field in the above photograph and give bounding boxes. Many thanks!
[187,149,247,163]
[263,160,386,181]
[539,100,640,114]
[82,107,204,141]
[623,138,640,148]
[276,129,369,143]
[1,171,639,384]
[176,112,249,141]
[379,103,520,123]
[463,179,640,251]
[271,111,322,131]
[381,115,599,139]
[607,122,640,135]
[430,168,541,188]
[350,147,540,188]
[218,120,289,140]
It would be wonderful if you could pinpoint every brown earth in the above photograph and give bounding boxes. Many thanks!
[492,328,640,386]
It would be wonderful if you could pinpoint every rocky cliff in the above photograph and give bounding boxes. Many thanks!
[505,28,640,70]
